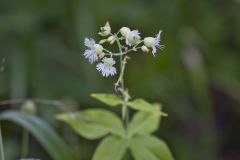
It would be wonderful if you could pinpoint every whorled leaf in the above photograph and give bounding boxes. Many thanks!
[91,93,123,107]
[0,110,77,160]
[130,135,174,160]
[92,136,128,160]
[127,111,161,137]
[56,109,125,139]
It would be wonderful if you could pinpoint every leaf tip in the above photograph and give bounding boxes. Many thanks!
[161,112,168,117]
[55,114,64,120]
[90,93,96,97]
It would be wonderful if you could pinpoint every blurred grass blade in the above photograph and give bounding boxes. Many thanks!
[0,124,5,160]
[0,110,76,160]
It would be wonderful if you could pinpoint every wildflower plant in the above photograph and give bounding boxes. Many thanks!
[57,22,174,160]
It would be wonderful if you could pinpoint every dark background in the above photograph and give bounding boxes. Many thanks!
[0,0,240,159]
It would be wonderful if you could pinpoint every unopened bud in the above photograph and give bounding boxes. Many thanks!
[99,21,111,36]
[94,44,103,54]
[120,27,131,37]
[141,45,149,53]
[107,35,116,44]
[21,100,37,115]
[99,39,107,44]
[99,53,105,59]
[144,37,155,48]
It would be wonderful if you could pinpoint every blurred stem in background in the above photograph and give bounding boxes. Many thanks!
[21,129,29,158]
[182,28,218,159]
[0,124,5,160]
[20,101,36,158]
[0,57,6,160]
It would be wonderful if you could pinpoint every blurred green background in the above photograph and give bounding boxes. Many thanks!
[0,0,240,159]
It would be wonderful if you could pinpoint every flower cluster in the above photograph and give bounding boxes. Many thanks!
[83,21,163,77]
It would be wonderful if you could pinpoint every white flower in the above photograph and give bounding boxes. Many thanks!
[96,57,117,77]
[99,21,111,36]
[143,30,162,56]
[84,38,95,48]
[126,30,141,46]
[84,49,98,64]
[120,27,131,37]
[84,38,104,63]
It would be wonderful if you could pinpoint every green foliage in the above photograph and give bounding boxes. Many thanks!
[91,93,123,106]
[127,111,161,137]
[93,136,128,160]
[57,93,174,160]
[130,135,174,160]
[0,110,76,160]
[57,109,125,139]
[1,0,239,159]
[128,98,161,113]
[56,19,174,158]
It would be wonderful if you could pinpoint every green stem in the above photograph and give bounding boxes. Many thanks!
[0,123,5,160]
[116,39,130,129]
[105,41,143,57]
[111,47,142,56]
[21,129,29,158]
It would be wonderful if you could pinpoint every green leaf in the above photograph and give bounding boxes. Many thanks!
[91,93,123,106]
[0,110,76,160]
[57,109,125,139]
[128,111,160,137]
[93,136,128,160]
[130,135,174,160]
[128,99,161,113]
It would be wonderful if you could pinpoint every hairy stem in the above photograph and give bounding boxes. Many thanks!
[116,39,130,129]
[105,41,143,57]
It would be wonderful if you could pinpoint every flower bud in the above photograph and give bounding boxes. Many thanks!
[94,44,103,54]
[141,45,149,53]
[107,35,116,44]
[21,100,37,115]
[120,27,131,37]
[144,37,155,48]
[99,21,111,36]
[99,53,105,59]
[99,39,107,44]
